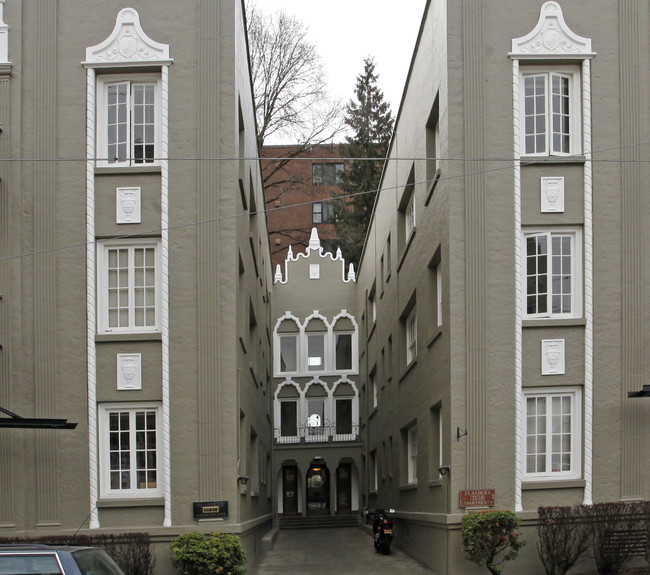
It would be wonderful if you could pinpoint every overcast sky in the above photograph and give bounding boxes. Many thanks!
[254,1,427,137]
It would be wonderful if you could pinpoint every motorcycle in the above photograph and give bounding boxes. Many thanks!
[372,509,395,555]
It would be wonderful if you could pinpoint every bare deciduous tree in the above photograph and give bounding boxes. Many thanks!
[246,3,344,184]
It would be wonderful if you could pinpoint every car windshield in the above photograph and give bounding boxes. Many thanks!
[71,550,123,575]
[0,553,62,575]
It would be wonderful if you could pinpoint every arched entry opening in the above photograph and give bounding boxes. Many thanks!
[306,459,330,515]
[280,463,301,516]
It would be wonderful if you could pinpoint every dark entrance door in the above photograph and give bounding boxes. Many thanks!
[336,464,352,513]
[282,466,299,516]
[306,464,329,515]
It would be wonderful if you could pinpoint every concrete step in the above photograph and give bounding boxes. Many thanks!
[278,514,361,530]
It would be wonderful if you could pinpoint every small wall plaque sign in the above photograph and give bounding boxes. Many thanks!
[459,489,495,508]
[193,500,229,520]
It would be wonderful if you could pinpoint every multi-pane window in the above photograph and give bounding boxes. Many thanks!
[97,76,160,167]
[524,389,581,479]
[312,163,344,185]
[306,399,325,439]
[406,309,417,364]
[524,229,581,318]
[98,242,160,333]
[407,426,418,484]
[312,201,335,224]
[100,405,160,497]
[521,69,579,156]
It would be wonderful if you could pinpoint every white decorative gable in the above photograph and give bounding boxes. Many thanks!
[84,7,170,66]
[511,2,593,59]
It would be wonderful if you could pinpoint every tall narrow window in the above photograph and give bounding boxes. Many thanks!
[406,309,417,365]
[335,333,352,371]
[524,229,581,318]
[280,401,298,438]
[98,241,160,334]
[521,68,580,157]
[98,76,160,167]
[407,426,418,484]
[307,334,325,372]
[524,388,581,480]
[100,405,161,498]
[279,335,298,373]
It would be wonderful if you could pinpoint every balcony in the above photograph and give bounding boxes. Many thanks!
[274,420,360,445]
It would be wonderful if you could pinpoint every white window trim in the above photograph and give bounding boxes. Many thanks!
[277,333,300,377]
[522,387,582,481]
[405,192,416,240]
[96,73,162,168]
[334,332,355,372]
[273,312,359,377]
[522,227,582,320]
[96,239,162,334]
[277,398,300,444]
[436,265,443,328]
[98,403,162,499]
[519,65,581,157]
[406,309,417,365]
[407,426,418,485]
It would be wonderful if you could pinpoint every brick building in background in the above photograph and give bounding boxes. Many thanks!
[262,144,345,268]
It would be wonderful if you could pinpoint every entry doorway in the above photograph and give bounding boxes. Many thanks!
[306,463,329,515]
[282,466,299,516]
[336,464,352,513]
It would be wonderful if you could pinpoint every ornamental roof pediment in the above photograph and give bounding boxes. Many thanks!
[85,7,170,66]
[511,2,593,59]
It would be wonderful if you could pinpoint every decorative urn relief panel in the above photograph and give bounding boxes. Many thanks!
[117,353,142,390]
[116,187,141,223]
[541,339,565,375]
[541,177,564,213]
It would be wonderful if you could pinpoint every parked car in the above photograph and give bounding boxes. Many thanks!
[0,544,125,575]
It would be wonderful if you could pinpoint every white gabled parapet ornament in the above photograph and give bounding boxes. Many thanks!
[84,7,171,66]
[274,228,356,284]
[510,1,594,59]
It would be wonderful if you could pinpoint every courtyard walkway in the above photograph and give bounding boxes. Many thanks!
[250,526,434,575]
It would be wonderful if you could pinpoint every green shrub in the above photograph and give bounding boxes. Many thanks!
[461,510,525,575]
[170,532,246,575]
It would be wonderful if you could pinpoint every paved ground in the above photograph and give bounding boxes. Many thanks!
[250,526,434,575]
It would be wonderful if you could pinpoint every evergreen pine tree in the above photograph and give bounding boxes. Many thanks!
[335,58,394,266]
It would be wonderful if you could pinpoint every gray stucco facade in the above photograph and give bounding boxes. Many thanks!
[354,1,650,572]
[0,1,272,572]
[2,0,650,574]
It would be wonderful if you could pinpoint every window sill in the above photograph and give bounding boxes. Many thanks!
[520,155,586,165]
[97,497,164,508]
[426,329,442,349]
[367,322,376,342]
[397,229,416,273]
[399,482,418,492]
[522,317,586,328]
[428,478,443,488]
[95,165,162,175]
[96,332,162,342]
[522,478,585,490]
[398,359,418,383]
[425,169,442,207]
